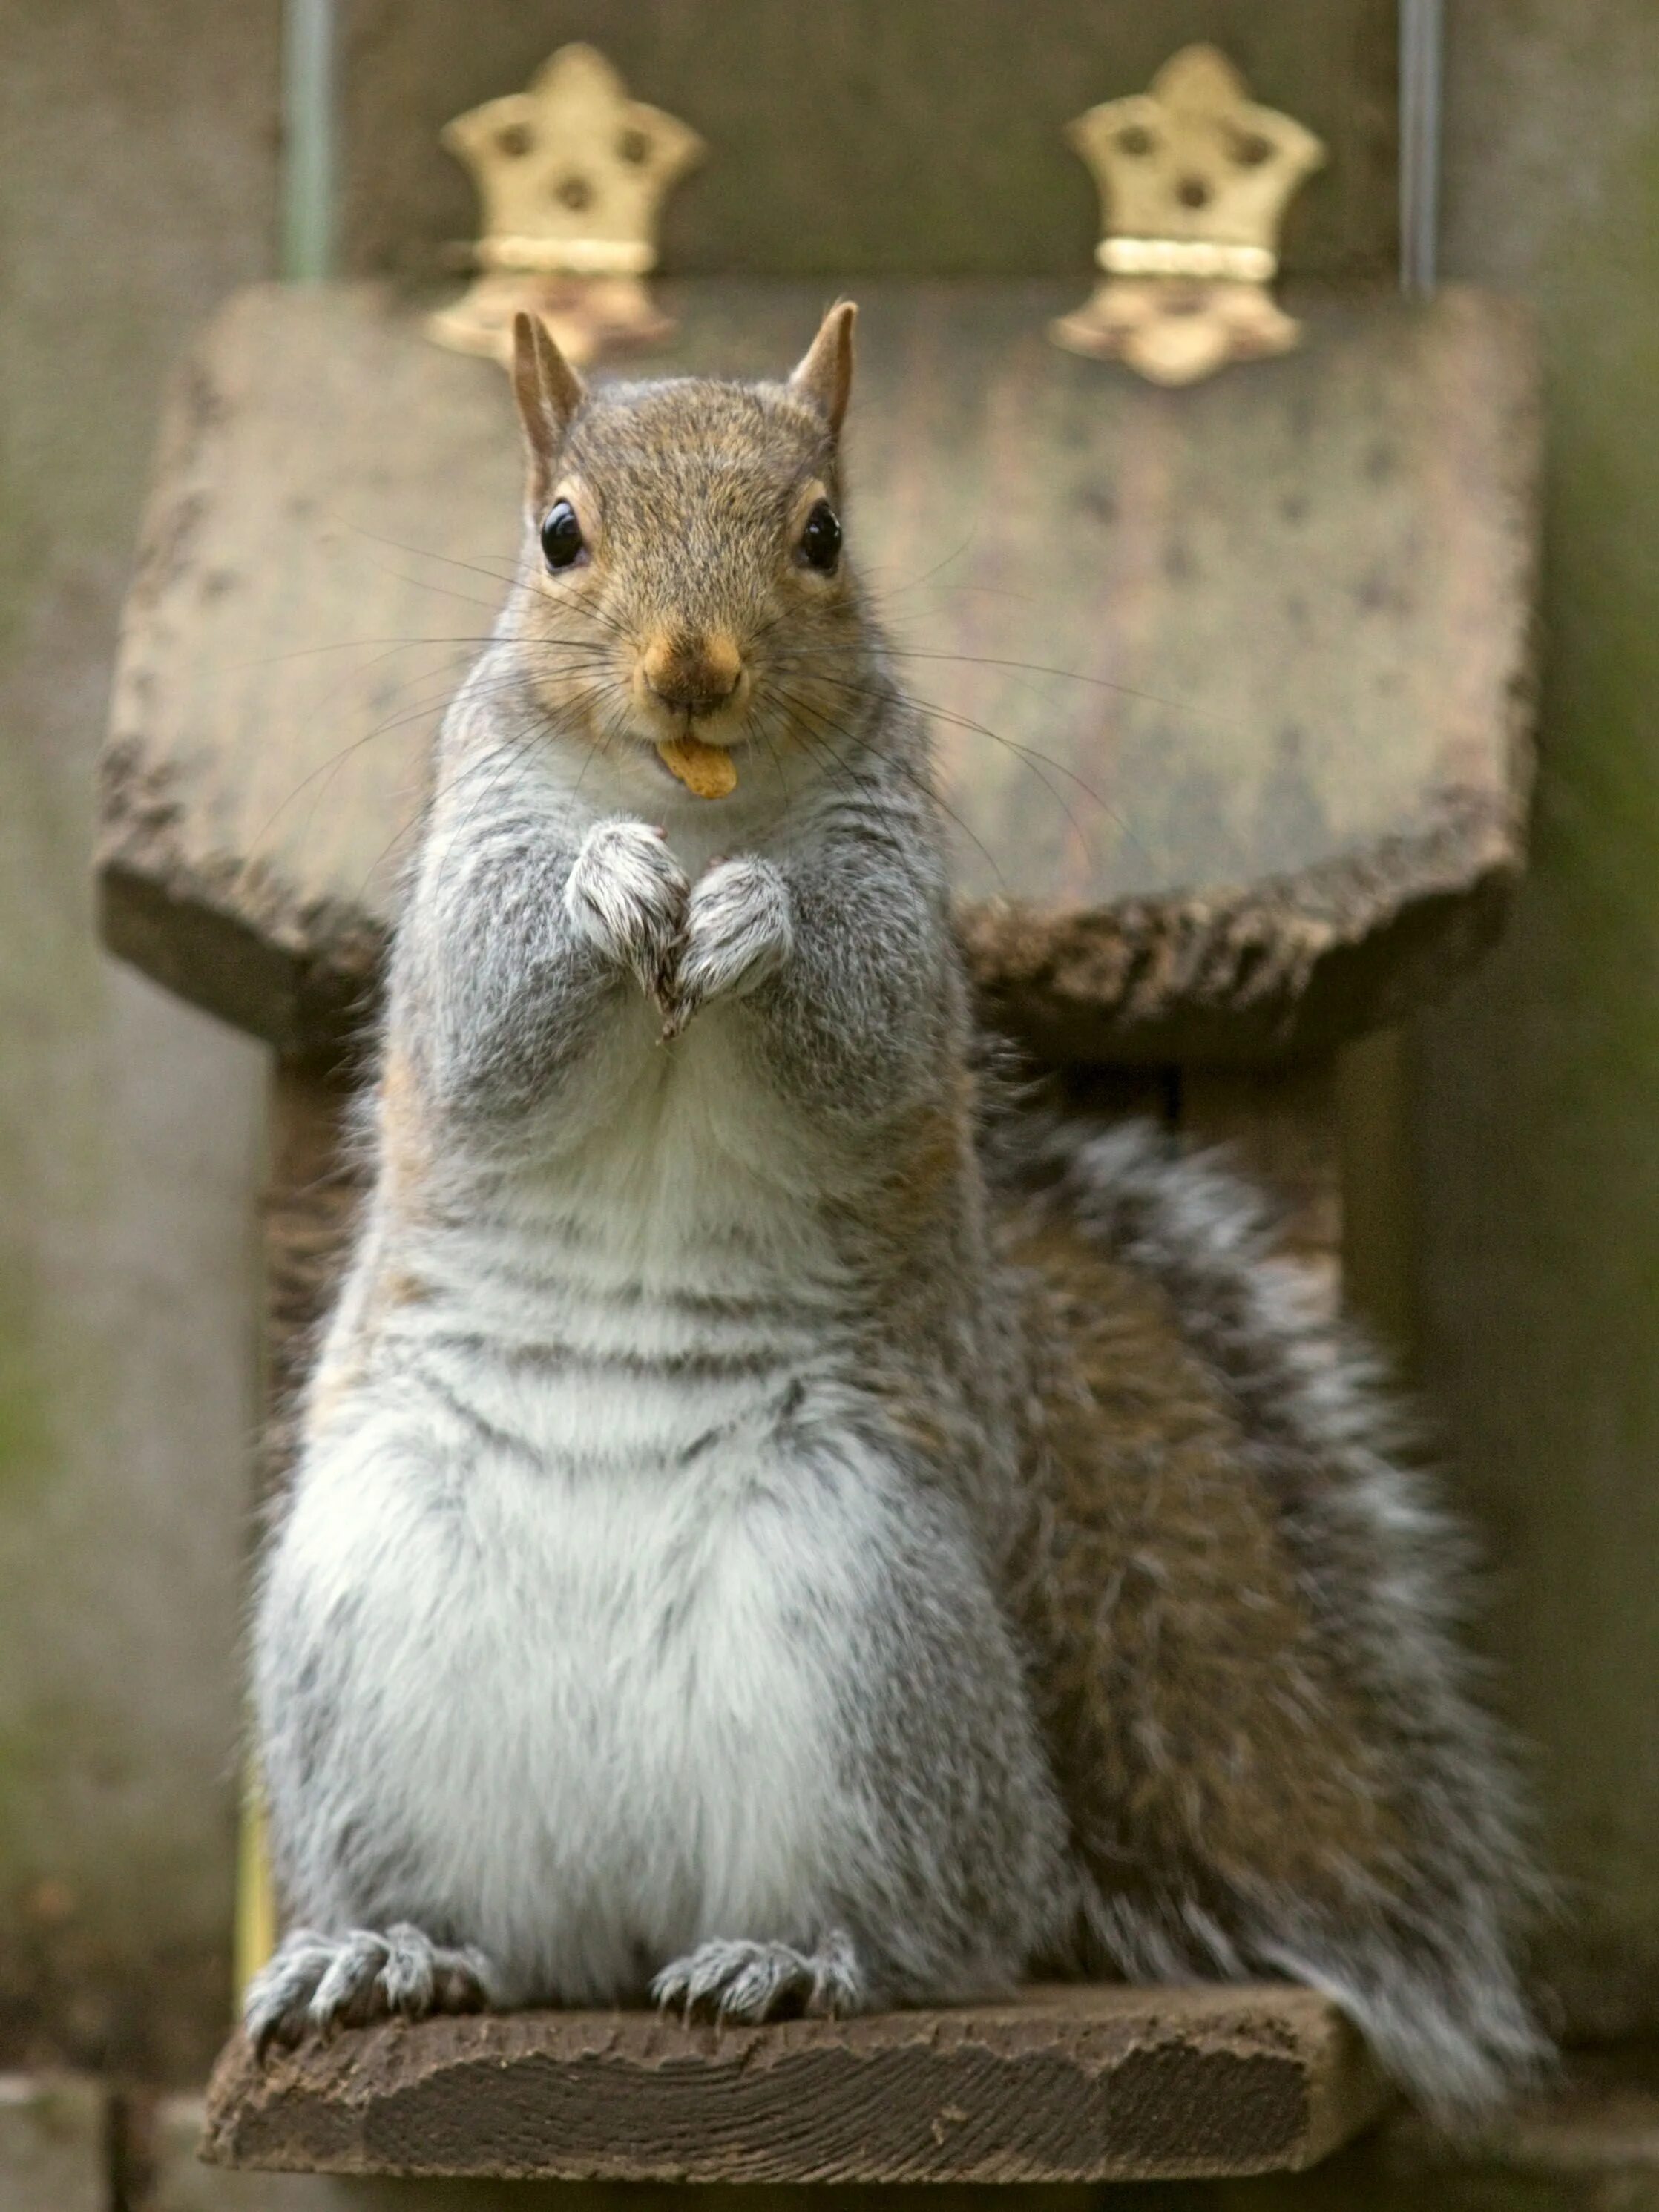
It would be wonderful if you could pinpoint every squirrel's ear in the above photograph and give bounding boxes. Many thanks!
[510,312,585,500]
[789,300,856,438]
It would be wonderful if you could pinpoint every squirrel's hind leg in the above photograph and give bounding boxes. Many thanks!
[651,1929,863,2023]
[245,1923,499,2055]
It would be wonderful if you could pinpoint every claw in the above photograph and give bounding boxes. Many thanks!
[244,1924,496,2057]
[649,1932,864,2025]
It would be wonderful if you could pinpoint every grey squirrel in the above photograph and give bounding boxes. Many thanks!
[247,303,1543,2113]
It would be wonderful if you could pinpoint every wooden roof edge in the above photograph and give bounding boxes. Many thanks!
[95,276,1540,1067]
[970,776,1530,1064]
[98,769,1525,1067]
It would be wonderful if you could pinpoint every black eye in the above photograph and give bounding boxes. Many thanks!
[798,498,841,573]
[540,499,584,570]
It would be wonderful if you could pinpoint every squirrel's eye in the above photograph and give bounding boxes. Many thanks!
[798,498,841,573]
[540,499,584,570]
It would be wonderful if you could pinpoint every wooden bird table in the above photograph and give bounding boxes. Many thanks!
[203,1986,1390,2185]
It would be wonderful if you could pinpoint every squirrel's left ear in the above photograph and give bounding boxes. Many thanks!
[510,312,585,504]
[789,300,857,439]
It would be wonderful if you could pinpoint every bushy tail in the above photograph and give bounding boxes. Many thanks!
[996,1114,1550,2119]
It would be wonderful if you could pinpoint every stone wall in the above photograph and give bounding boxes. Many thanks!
[0,0,277,2084]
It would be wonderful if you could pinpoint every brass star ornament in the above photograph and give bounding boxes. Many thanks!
[1051,45,1325,386]
[429,44,705,367]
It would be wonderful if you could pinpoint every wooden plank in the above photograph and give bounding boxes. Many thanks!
[99,278,1537,1065]
[339,0,1398,286]
[1147,2044,1659,2209]
[200,1985,1389,2185]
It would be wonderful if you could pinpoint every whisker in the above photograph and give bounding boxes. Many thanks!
[812,636,1235,731]
[260,662,607,851]
[781,665,1120,865]
[766,682,1007,888]
[236,631,620,671]
[339,522,526,590]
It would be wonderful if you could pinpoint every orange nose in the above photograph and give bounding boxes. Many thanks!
[641,633,743,717]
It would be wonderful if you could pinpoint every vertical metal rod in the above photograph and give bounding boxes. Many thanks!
[1399,0,1443,294]
[281,0,337,280]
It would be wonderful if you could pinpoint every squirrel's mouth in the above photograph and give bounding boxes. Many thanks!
[625,665,752,795]
[631,653,752,748]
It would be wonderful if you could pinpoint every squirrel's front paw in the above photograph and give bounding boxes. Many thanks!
[563,820,689,998]
[662,857,792,1038]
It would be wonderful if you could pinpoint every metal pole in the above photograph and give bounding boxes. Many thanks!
[281,0,337,280]
[1399,0,1443,294]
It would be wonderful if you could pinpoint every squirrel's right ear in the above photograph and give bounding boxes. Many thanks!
[510,312,585,502]
[789,300,857,439]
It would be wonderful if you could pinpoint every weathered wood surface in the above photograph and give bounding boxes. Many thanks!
[202,1984,1389,2185]
[99,277,1537,1064]
[165,2045,1659,2209]
[339,0,1399,286]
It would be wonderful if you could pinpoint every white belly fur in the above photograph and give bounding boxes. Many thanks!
[268,1005,881,1999]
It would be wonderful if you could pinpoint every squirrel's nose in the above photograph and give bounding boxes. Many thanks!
[642,633,743,717]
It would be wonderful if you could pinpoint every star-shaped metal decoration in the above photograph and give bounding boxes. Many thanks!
[1051,45,1325,386]
[428,44,706,367]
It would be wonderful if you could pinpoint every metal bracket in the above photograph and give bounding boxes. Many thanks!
[1051,45,1325,386]
[428,44,704,367]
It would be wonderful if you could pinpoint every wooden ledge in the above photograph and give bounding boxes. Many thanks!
[100,278,1537,1066]
[202,1984,1391,2185]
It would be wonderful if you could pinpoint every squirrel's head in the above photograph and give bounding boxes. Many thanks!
[507,303,864,780]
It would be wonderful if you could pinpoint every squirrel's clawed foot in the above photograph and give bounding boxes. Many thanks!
[651,1929,863,2022]
[564,821,792,1038]
[243,1923,497,2055]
